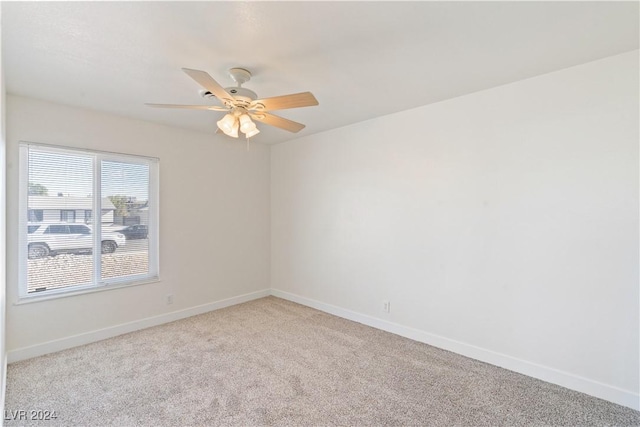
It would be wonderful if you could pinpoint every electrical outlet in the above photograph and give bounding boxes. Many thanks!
[383,300,390,313]
[166,294,174,305]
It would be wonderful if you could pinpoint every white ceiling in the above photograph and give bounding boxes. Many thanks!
[3,1,638,145]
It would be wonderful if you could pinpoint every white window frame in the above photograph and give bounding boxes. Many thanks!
[18,142,160,301]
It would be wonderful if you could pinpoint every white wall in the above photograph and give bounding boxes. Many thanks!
[6,95,271,353]
[271,51,639,408]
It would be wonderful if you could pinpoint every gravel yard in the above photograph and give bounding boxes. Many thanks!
[27,251,149,293]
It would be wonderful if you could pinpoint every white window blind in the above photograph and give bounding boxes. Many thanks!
[19,143,159,298]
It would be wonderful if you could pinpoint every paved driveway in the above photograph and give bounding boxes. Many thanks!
[119,238,148,254]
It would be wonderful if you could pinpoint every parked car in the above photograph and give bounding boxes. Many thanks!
[27,223,126,259]
[118,224,148,240]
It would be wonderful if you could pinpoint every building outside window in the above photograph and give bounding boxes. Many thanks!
[60,209,76,223]
[27,209,43,222]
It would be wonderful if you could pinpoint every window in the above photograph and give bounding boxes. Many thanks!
[60,209,76,223]
[44,225,69,234]
[69,225,91,234]
[28,209,43,222]
[19,143,159,298]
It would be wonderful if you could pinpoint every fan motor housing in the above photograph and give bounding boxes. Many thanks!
[199,87,257,104]
[226,86,257,101]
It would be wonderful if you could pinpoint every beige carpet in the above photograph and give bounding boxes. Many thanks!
[5,296,640,426]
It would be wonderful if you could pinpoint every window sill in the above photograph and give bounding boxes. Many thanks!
[14,276,161,305]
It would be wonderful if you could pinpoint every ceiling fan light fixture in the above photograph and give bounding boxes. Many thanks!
[217,113,237,134]
[224,127,239,138]
[245,127,260,138]
[225,121,240,138]
[239,114,255,133]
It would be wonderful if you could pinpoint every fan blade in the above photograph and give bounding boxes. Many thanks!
[249,92,318,112]
[145,103,228,111]
[251,112,306,133]
[182,68,235,105]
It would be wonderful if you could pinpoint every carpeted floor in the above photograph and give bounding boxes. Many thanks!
[5,296,640,426]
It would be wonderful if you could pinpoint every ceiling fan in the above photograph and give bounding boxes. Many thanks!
[146,68,319,139]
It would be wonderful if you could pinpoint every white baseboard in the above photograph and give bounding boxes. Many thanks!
[7,289,270,363]
[270,289,639,411]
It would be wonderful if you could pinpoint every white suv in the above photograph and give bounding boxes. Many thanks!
[27,223,126,259]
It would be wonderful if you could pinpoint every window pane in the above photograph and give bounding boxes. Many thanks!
[46,225,68,234]
[27,149,94,293]
[101,160,150,280]
[69,225,91,234]
[60,209,76,222]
